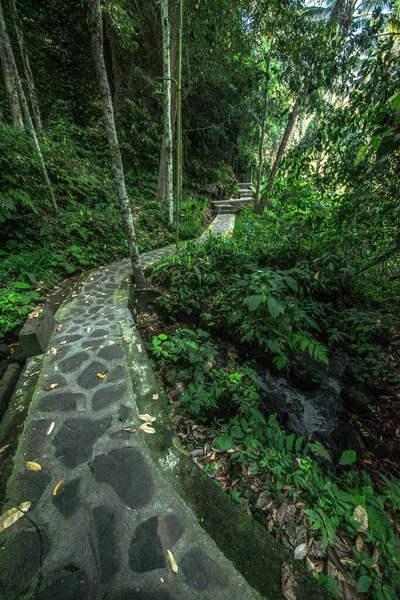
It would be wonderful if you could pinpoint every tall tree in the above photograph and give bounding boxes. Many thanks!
[175,0,183,246]
[87,0,146,289]
[0,0,22,126]
[161,0,173,224]
[0,0,57,211]
[255,44,273,205]
[8,0,43,138]
[156,0,178,204]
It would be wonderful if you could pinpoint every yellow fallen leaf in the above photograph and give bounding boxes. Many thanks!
[152,393,159,400]
[139,414,156,423]
[123,428,137,433]
[353,505,368,532]
[314,272,319,280]
[46,422,55,436]
[45,383,58,391]
[139,424,155,434]
[53,479,64,496]
[166,549,178,573]
[0,502,31,533]
[356,535,363,552]
[25,461,42,471]
[30,371,40,378]
[0,444,9,453]
[57,324,63,331]
[50,347,57,355]
[59,341,67,345]
[96,373,105,379]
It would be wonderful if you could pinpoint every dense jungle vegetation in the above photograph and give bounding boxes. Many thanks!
[0,0,400,598]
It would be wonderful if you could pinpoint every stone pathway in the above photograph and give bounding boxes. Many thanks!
[0,217,264,599]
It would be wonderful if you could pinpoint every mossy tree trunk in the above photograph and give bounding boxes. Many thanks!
[0,0,22,127]
[161,0,173,224]
[88,0,146,289]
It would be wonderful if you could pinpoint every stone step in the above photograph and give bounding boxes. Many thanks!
[238,182,252,188]
[212,198,253,207]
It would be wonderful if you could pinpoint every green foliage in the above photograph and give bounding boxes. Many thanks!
[0,283,40,335]
[152,329,400,600]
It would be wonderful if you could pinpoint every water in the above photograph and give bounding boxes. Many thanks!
[258,353,347,443]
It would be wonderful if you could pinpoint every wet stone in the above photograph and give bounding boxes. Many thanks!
[38,392,86,413]
[0,528,51,600]
[110,590,174,600]
[15,469,51,505]
[97,344,123,361]
[105,283,118,289]
[58,334,83,344]
[77,360,106,389]
[88,305,102,315]
[129,515,184,573]
[180,548,228,590]
[89,329,109,338]
[118,404,133,422]
[24,419,52,455]
[92,447,154,509]
[92,383,127,411]
[81,339,106,351]
[36,567,90,600]
[109,365,126,383]
[59,351,89,374]
[53,417,110,468]
[41,374,68,388]
[93,506,118,583]
[52,478,80,518]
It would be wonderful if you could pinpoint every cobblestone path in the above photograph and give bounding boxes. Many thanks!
[0,217,263,599]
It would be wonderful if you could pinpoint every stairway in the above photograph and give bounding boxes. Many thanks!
[211,182,254,214]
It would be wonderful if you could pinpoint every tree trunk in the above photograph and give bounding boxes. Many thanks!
[175,0,183,246]
[161,0,173,224]
[0,1,22,127]
[255,50,272,207]
[156,0,178,204]
[88,0,145,289]
[105,16,124,115]
[9,0,43,138]
[256,100,300,214]
[0,0,57,211]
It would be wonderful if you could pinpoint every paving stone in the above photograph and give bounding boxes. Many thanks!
[97,344,123,361]
[108,365,126,383]
[36,568,90,600]
[52,478,80,518]
[110,590,174,600]
[77,360,107,389]
[129,515,184,573]
[89,329,109,338]
[15,468,51,504]
[58,334,83,344]
[0,528,51,600]
[92,447,154,509]
[118,404,133,422]
[81,339,107,351]
[88,305,102,315]
[92,383,127,411]
[38,392,86,413]
[105,283,118,289]
[93,506,118,583]
[53,417,110,468]
[59,351,89,374]
[41,374,68,388]
[180,548,228,590]
[24,419,52,455]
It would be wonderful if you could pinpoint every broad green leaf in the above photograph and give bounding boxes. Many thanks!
[244,295,264,312]
[217,434,233,451]
[357,575,372,594]
[338,450,356,466]
[267,296,281,318]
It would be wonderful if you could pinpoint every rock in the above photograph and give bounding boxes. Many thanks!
[0,343,9,359]
[0,363,21,420]
[290,361,321,391]
[19,307,55,356]
[341,387,370,414]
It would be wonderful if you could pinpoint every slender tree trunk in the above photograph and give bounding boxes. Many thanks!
[175,0,183,246]
[0,0,57,211]
[8,0,43,138]
[255,50,272,207]
[256,100,300,214]
[161,0,173,224]
[88,0,145,289]
[156,0,178,204]
[0,1,22,126]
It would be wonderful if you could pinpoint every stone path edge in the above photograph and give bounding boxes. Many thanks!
[117,287,331,600]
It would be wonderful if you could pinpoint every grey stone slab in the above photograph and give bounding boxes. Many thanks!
[19,307,55,356]
[92,383,127,411]
[37,391,87,413]
[23,418,52,456]
[59,351,89,374]
[36,567,90,600]
[97,344,123,361]
[52,478,81,518]
[180,548,228,590]
[77,360,107,389]
[129,515,184,573]
[93,506,119,583]
[92,447,154,509]
[0,363,21,420]
[53,417,110,468]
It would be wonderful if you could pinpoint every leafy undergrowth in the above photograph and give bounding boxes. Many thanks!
[150,328,400,600]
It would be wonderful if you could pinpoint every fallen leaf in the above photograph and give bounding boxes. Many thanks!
[281,562,296,600]
[83,346,93,351]
[25,461,42,471]
[166,549,178,573]
[50,347,57,355]
[0,502,31,533]
[139,414,156,423]
[57,324,63,331]
[53,479,64,496]
[46,422,55,436]
[30,371,40,378]
[356,535,363,552]
[86,327,92,333]
[123,428,137,433]
[294,543,308,560]
[152,393,159,400]
[139,424,156,434]
[45,383,58,391]
[96,373,105,379]
[59,341,67,345]
[159,577,164,583]
[0,444,10,453]
[353,505,368,532]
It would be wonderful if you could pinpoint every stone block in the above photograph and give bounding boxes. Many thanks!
[0,363,21,421]
[19,307,55,356]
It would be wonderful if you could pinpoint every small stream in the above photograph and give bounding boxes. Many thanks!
[257,353,355,454]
